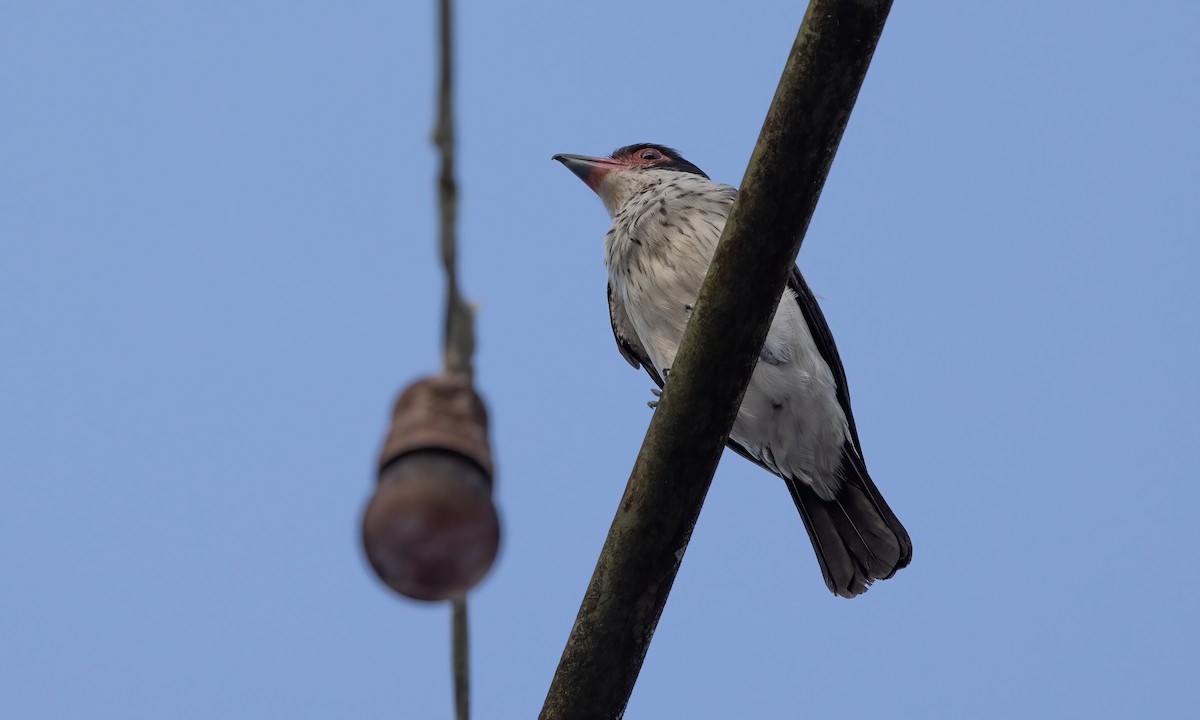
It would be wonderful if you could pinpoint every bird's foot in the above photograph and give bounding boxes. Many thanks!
[647,367,671,409]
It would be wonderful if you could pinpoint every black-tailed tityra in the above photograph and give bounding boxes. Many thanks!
[553,143,911,598]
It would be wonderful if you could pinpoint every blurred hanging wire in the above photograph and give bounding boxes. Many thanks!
[433,0,474,717]
[434,0,474,383]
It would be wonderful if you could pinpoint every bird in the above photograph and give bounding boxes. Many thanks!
[553,143,911,598]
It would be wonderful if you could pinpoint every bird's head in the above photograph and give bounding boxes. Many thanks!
[553,144,709,215]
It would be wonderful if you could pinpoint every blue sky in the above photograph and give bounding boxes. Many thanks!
[3,1,1198,718]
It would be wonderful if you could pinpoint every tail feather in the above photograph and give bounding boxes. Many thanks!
[785,445,911,598]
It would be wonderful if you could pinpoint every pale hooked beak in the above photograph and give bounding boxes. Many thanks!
[552,153,625,193]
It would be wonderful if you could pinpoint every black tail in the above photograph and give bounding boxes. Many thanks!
[785,445,911,598]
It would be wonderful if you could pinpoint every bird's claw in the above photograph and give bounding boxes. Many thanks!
[648,370,671,410]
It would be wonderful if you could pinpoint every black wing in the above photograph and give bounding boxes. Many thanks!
[728,267,911,597]
[608,282,664,387]
[786,265,864,451]
[717,264,860,463]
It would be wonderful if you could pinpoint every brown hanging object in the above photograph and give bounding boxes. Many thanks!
[362,374,500,601]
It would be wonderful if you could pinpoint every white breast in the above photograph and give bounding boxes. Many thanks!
[605,171,851,500]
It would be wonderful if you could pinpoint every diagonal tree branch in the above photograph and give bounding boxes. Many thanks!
[539,1,894,718]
